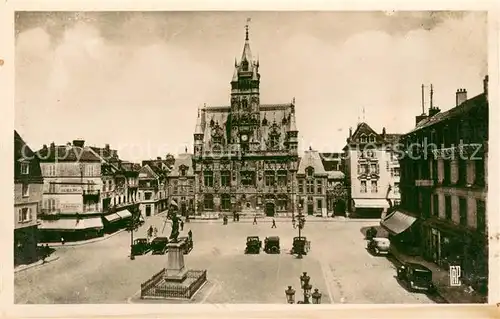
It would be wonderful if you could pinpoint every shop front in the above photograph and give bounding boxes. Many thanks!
[380,209,420,255]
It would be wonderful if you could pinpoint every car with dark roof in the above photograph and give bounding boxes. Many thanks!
[264,236,280,254]
[150,237,169,255]
[397,262,436,293]
[245,236,262,254]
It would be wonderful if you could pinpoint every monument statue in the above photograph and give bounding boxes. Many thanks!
[170,215,180,242]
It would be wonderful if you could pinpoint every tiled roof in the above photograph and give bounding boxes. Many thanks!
[36,144,101,162]
[14,130,43,183]
[169,153,194,177]
[138,164,159,180]
[409,93,487,134]
[89,147,118,161]
[200,103,296,151]
[298,150,327,175]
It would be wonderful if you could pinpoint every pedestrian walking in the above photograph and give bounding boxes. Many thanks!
[148,226,153,238]
[188,229,193,241]
[153,227,158,237]
[271,218,277,228]
[236,213,240,222]
[60,237,65,245]
[180,220,184,231]
[253,216,257,225]
[292,218,296,229]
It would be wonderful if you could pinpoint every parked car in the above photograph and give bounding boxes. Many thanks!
[150,237,169,255]
[245,236,262,254]
[290,236,310,255]
[131,238,150,256]
[367,237,391,255]
[179,236,193,254]
[397,262,436,293]
[264,236,280,254]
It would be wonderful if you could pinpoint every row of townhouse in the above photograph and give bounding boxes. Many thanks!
[14,134,174,262]
[380,76,489,293]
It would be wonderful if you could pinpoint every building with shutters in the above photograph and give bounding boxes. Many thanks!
[14,131,44,265]
[386,76,489,293]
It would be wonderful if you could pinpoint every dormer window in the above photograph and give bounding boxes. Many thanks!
[20,162,29,175]
[360,134,367,143]
[369,135,376,143]
[306,167,314,177]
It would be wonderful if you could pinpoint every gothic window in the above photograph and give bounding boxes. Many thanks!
[369,134,376,143]
[277,170,287,186]
[262,117,268,126]
[221,170,231,187]
[241,171,255,186]
[371,180,378,193]
[204,194,214,210]
[298,180,304,193]
[204,171,214,187]
[242,99,248,109]
[265,170,275,186]
[242,60,249,71]
[360,181,367,193]
[306,180,314,194]
[277,196,288,211]
[221,194,231,211]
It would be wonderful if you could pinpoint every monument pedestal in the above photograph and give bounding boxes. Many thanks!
[164,241,188,282]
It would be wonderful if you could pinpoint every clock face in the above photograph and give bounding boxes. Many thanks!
[241,134,248,142]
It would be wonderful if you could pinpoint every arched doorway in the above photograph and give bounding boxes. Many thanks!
[334,199,346,216]
[265,202,275,217]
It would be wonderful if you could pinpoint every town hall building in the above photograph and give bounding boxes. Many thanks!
[191,25,300,218]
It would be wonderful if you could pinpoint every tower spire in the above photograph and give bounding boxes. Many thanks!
[430,84,434,109]
[245,18,251,41]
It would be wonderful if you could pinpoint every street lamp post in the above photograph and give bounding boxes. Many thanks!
[285,272,322,304]
[128,207,136,260]
[296,212,306,259]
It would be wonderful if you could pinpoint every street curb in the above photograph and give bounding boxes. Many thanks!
[187,218,379,223]
[41,228,127,247]
[389,250,450,303]
[14,256,60,273]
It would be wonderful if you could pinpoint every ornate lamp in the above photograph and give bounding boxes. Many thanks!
[300,272,310,289]
[311,288,322,304]
[285,286,296,304]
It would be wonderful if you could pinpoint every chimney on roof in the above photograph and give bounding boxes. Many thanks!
[73,139,85,147]
[50,142,55,149]
[382,127,386,138]
[105,143,110,150]
[429,106,441,117]
[483,75,488,100]
[42,144,47,150]
[455,88,467,106]
[157,156,161,160]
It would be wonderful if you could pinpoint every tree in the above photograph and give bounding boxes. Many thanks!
[165,153,175,168]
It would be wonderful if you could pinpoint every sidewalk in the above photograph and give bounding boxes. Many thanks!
[390,245,487,303]
[187,215,378,223]
[14,255,60,273]
[40,228,127,247]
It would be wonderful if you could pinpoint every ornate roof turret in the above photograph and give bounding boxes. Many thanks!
[289,111,298,132]
[241,23,253,64]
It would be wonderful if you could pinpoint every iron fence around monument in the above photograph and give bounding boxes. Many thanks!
[140,269,207,299]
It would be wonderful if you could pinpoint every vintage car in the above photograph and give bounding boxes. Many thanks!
[245,236,262,254]
[264,236,281,254]
[178,236,193,254]
[150,237,169,255]
[397,262,436,293]
[131,238,150,256]
[290,236,310,256]
[367,237,391,256]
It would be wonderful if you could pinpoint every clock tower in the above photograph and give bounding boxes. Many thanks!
[229,23,261,152]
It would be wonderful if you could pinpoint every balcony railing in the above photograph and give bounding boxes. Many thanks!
[83,189,100,196]
[415,179,435,187]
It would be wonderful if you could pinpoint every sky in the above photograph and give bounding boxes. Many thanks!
[14,11,488,162]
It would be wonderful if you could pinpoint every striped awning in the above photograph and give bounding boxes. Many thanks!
[104,213,121,222]
[39,218,104,231]
[353,199,389,209]
[116,209,132,219]
[380,211,417,235]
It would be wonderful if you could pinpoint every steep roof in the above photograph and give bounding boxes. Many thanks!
[14,130,43,184]
[89,146,119,161]
[138,164,159,180]
[169,153,195,177]
[297,150,327,175]
[409,93,487,134]
[36,144,101,162]
[199,103,296,151]
[327,171,345,180]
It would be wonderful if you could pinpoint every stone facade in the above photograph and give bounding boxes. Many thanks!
[399,76,488,291]
[191,27,299,217]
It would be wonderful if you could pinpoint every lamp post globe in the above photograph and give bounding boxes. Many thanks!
[311,288,322,304]
[285,286,296,304]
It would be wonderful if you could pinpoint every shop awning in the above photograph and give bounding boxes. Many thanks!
[104,213,121,222]
[380,210,417,235]
[116,209,132,219]
[353,199,390,209]
[170,199,178,207]
[39,217,104,231]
